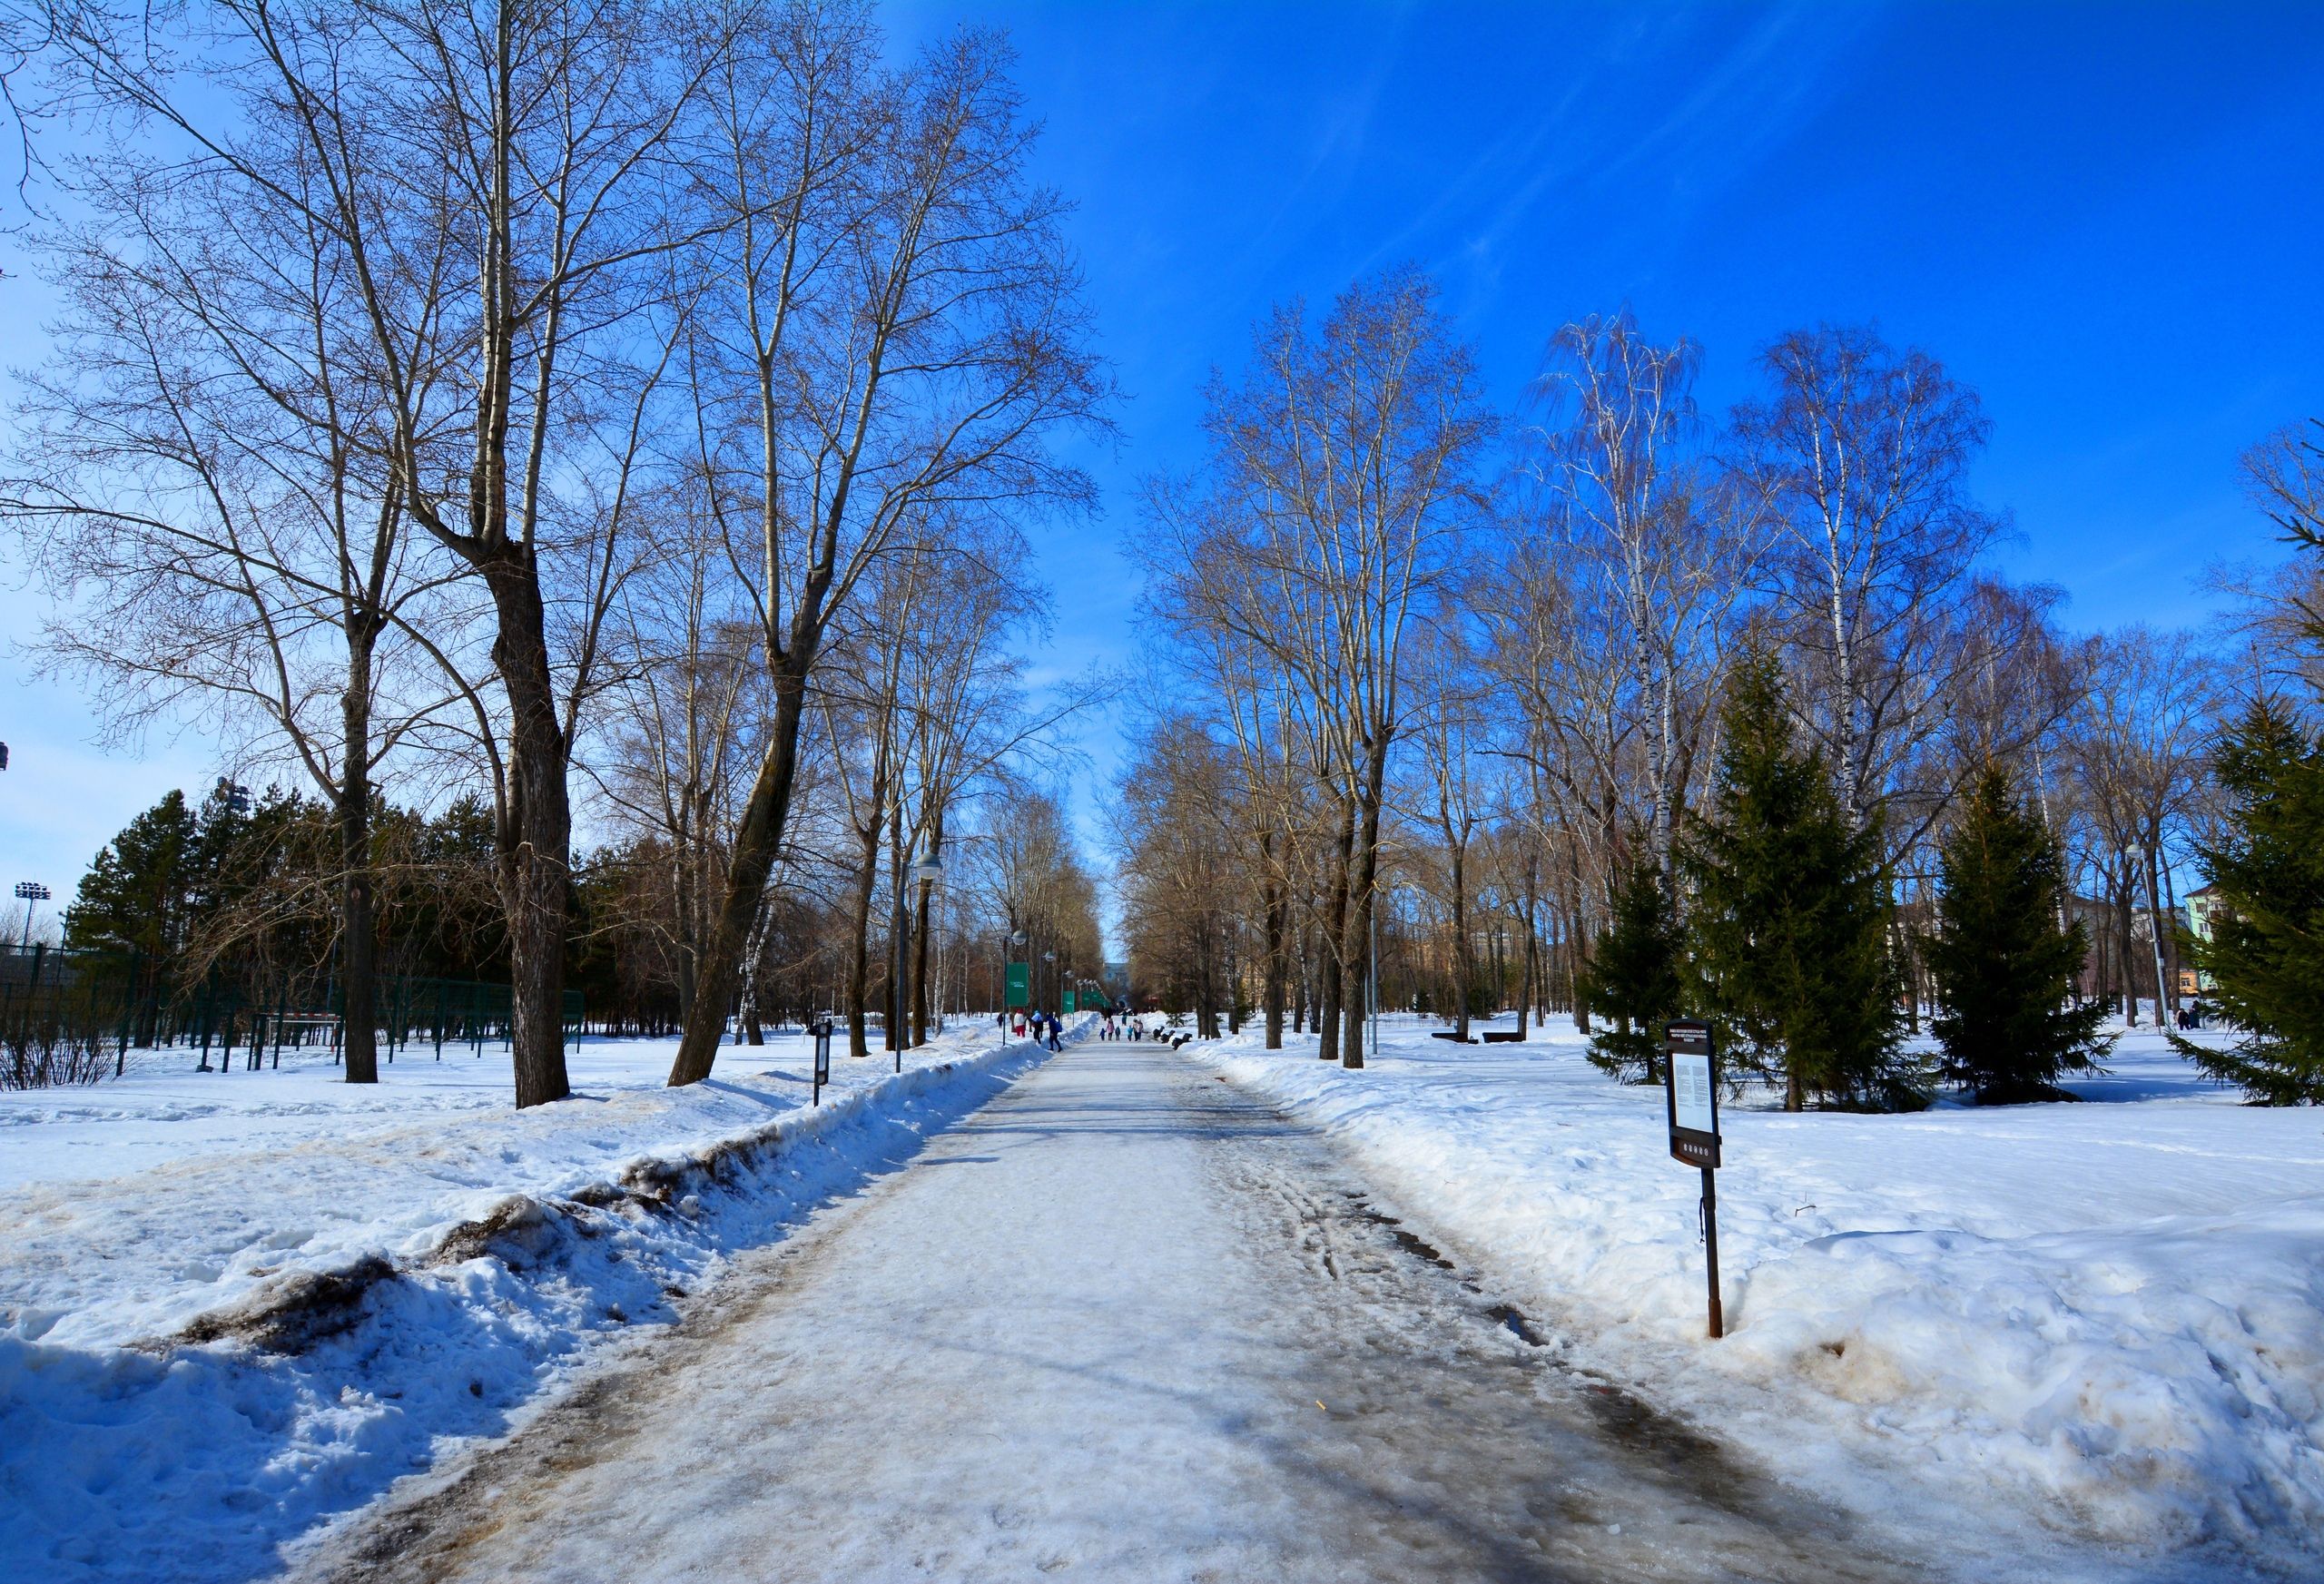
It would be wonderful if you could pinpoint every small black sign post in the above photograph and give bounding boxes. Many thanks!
[1665,1019,1724,1340]
[811,1019,832,1108]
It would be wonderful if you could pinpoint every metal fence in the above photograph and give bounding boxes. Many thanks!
[0,944,584,1087]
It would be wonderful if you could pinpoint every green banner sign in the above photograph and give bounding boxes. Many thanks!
[1006,961,1029,1008]
[1063,990,1078,1013]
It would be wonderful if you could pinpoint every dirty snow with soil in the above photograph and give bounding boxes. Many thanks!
[0,1021,1056,1582]
[1185,1015,2324,1577]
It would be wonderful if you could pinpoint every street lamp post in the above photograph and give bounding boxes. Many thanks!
[1042,950,1056,1018]
[888,801,906,1072]
[910,842,944,1047]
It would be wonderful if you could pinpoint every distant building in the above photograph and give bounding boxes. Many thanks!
[2184,884,2224,942]
[2181,884,2221,996]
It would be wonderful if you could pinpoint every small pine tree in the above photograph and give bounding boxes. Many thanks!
[2171,701,2324,1104]
[1684,650,1915,1110]
[1578,857,1685,1083]
[1927,763,2112,1101]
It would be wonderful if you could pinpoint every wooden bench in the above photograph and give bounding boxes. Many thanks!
[1480,1031,1525,1044]
[1429,1030,1478,1044]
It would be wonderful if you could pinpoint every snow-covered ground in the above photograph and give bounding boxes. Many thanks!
[1184,1016,2324,1577]
[285,1034,1969,1584]
[0,1019,1059,1583]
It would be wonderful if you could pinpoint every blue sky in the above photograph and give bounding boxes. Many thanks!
[4,1,2321,926]
[876,0,2324,871]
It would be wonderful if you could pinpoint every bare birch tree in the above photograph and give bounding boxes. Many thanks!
[1733,324,2001,836]
[1524,311,1752,871]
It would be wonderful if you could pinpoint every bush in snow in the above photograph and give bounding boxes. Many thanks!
[1578,856,1687,1084]
[2173,699,2324,1104]
[1683,649,1917,1111]
[1927,762,2112,1101]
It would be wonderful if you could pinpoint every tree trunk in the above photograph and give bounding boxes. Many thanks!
[1196,923,1217,1038]
[672,793,698,1026]
[1340,737,1391,1070]
[1294,926,1309,1034]
[1317,952,1341,1060]
[1261,834,1285,1050]
[1317,795,1356,1061]
[1450,841,1471,1042]
[482,547,571,1109]
[339,635,380,1086]
[1510,905,1531,1040]
[844,812,881,1059]
[668,665,816,1086]
[738,897,772,1045]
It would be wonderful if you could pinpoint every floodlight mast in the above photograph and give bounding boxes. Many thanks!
[15,881,52,950]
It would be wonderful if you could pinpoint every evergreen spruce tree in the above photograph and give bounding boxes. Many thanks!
[63,790,201,957]
[1577,856,1685,1083]
[1927,762,2112,1101]
[2171,701,2324,1103]
[1683,649,1915,1110]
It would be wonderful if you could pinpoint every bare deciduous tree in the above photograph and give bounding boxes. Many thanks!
[666,25,1105,1087]
[1143,268,1491,1067]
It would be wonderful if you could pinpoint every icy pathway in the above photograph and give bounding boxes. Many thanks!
[294,1041,1927,1583]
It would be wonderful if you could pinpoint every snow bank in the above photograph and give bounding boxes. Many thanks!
[1186,1018,2324,1574]
[0,1022,1059,1583]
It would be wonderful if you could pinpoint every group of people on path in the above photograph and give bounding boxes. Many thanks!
[997,1008,1162,1050]
[1001,1009,1066,1052]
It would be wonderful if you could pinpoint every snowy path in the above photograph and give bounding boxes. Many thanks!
[293,1039,1926,1583]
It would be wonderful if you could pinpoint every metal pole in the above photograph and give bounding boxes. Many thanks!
[1701,1166,1724,1339]
[2144,851,2174,1029]
[890,800,906,1074]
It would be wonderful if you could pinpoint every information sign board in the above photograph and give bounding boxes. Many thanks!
[1665,1018,1725,1338]
[1665,1020,1720,1169]
[1005,962,1029,1009]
